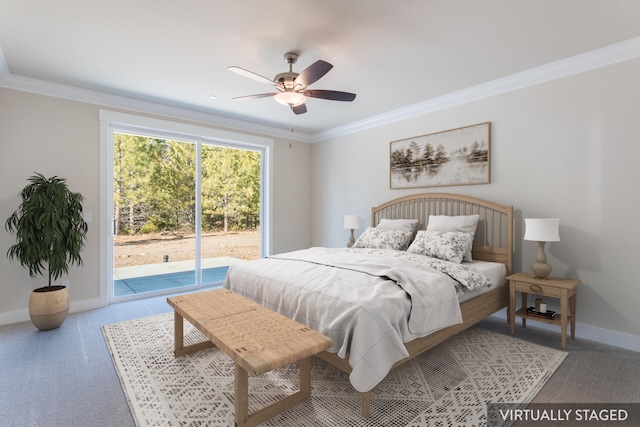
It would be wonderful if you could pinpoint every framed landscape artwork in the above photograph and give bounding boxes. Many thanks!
[390,122,491,189]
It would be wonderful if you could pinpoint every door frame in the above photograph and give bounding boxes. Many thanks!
[99,110,273,305]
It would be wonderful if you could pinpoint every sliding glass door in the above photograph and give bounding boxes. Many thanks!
[110,130,263,301]
[200,144,261,283]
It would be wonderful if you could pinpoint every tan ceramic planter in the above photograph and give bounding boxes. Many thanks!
[29,286,69,330]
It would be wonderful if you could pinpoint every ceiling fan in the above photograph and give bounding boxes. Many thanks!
[228,52,356,115]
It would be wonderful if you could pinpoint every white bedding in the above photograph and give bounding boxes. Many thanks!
[459,260,508,303]
[224,247,494,392]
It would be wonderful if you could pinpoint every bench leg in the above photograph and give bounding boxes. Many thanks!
[235,365,250,426]
[234,358,312,427]
[172,311,214,357]
[300,356,311,397]
[173,311,183,355]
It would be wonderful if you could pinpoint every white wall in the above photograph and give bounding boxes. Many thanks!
[311,58,640,349]
[4,56,639,350]
[272,138,313,253]
[0,88,312,323]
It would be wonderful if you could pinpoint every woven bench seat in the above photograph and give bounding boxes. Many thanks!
[167,289,333,427]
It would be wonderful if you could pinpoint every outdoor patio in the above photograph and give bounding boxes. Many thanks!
[114,257,241,297]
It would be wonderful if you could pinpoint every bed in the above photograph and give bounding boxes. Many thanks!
[224,193,513,417]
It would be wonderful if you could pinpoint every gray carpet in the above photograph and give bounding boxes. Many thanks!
[1,291,639,427]
[0,293,173,427]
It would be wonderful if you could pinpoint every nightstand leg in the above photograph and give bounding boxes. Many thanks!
[560,290,568,350]
[570,294,577,340]
[520,291,528,328]
[510,283,516,336]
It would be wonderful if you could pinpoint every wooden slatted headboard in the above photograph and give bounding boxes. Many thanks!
[371,193,513,274]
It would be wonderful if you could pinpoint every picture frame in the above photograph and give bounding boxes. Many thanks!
[390,122,491,189]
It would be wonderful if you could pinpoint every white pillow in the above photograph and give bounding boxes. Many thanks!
[377,218,419,233]
[407,230,473,264]
[427,214,479,261]
[353,227,414,250]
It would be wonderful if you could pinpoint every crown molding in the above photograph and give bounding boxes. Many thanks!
[3,37,640,145]
[311,36,640,142]
[0,71,312,143]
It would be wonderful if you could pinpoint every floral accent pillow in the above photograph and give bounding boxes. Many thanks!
[353,227,414,250]
[407,230,473,263]
[427,215,479,261]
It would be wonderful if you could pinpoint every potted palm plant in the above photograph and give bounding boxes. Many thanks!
[5,173,88,330]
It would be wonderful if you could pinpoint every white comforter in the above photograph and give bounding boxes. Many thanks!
[223,247,490,392]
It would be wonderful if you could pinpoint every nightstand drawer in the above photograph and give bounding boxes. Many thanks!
[513,281,564,298]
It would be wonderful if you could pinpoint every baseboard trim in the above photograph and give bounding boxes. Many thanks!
[0,297,108,326]
[491,309,640,353]
[0,308,30,326]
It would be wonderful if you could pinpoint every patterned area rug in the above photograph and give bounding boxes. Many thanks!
[102,313,566,427]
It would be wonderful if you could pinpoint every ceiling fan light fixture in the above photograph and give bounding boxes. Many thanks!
[274,91,306,107]
[229,51,355,115]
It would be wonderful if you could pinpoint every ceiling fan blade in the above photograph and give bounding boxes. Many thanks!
[304,90,356,102]
[228,66,275,85]
[294,60,333,89]
[291,103,307,115]
[232,93,277,101]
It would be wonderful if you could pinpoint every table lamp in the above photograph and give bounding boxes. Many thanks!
[524,218,560,279]
[344,215,361,248]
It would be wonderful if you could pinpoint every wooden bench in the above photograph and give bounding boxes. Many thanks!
[167,289,333,427]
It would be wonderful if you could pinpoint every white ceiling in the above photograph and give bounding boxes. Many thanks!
[1,0,640,140]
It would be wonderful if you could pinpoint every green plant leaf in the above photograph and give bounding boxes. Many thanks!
[5,173,87,286]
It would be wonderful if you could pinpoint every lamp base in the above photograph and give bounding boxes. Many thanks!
[530,240,553,279]
[347,229,355,248]
[530,262,552,279]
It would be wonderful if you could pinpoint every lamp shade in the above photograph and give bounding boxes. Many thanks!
[343,215,361,230]
[524,218,560,242]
